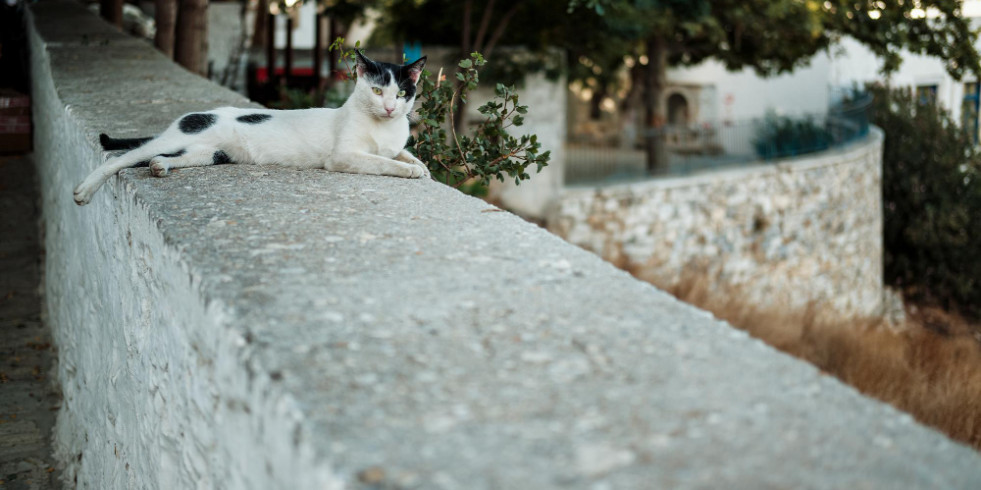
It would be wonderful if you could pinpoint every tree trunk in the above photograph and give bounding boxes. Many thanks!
[154,0,178,59]
[100,0,123,28]
[589,87,608,120]
[284,16,294,87]
[174,0,209,76]
[461,0,472,55]
[454,1,475,133]
[266,13,276,85]
[452,1,518,133]
[326,17,349,84]
[644,35,668,173]
[252,0,268,51]
[313,12,323,93]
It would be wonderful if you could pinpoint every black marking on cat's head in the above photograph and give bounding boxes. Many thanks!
[212,150,232,165]
[236,114,272,124]
[355,49,377,80]
[179,113,217,134]
[397,56,426,100]
[402,56,426,85]
[356,50,426,100]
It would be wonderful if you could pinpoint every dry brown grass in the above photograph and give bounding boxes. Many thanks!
[665,273,981,451]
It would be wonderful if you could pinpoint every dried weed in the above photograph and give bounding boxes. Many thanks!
[663,273,981,451]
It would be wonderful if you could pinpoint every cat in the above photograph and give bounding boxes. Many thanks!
[73,50,429,206]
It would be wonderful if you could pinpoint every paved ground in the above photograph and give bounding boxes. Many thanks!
[0,155,60,489]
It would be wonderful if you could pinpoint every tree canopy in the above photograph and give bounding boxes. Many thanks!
[370,0,981,169]
[376,0,981,82]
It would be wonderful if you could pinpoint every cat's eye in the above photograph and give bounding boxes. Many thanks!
[397,90,406,97]
[371,87,382,95]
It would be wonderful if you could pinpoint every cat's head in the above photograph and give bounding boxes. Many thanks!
[353,50,426,120]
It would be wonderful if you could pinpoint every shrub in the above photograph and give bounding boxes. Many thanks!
[753,112,832,160]
[868,84,981,318]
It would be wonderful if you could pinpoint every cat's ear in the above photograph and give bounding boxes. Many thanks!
[405,56,426,85]
[355,49,371,78]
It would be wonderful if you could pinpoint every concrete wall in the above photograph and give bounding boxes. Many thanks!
[548,129,885,321]
[27,2,981,489]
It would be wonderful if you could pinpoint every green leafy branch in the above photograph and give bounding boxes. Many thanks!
[327,37,361,81]
[412,52,550,189]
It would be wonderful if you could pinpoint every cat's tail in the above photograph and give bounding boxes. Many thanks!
[99,133,153,151]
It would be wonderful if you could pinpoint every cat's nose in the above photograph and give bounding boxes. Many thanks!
[385,107,395,116]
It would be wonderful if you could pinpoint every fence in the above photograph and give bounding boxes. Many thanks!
[566,92,873,185]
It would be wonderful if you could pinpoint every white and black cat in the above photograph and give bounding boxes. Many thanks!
[73,51,430,206]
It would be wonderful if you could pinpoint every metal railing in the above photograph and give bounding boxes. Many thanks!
[565,92,873,185]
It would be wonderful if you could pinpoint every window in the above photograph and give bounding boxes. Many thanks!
[916,84,938,105]
[962,82,980,145]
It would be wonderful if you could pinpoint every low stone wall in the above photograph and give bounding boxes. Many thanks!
[29,2,981,489]
[548,131,885,320]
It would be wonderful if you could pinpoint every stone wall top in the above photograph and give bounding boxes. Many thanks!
[28,2,981,489]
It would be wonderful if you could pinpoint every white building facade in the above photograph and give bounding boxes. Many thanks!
[659,1,981,140]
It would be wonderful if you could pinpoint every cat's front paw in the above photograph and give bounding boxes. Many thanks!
[408,161,430,179]
[407,164,428,179]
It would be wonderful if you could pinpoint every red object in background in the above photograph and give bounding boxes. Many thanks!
[255,66,315,84]
[0,89,31,154]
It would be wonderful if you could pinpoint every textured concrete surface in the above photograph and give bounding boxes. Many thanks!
[0,156,61,490]
[28,1,981,489]
[549,130,884,321]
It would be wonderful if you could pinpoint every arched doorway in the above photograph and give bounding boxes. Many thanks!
[667,93,690,126]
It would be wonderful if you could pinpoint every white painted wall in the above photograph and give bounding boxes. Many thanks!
[670,55,832,122]
[827,2,981,127]
[662,1,981,126]
[271,3,377,50]
[828,33,978,126]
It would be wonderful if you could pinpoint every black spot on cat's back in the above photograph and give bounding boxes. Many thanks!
[236,113,272,124]
[179,113,217,134]
[212,150,232,165]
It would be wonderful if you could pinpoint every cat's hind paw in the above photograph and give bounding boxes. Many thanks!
[149,160,169,177]
[73,183,95,206]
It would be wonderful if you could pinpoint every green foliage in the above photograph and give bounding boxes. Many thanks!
[753,113,832,161]
[327,37,361,81]
[868,84,981,318]
[412,53,550,188]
